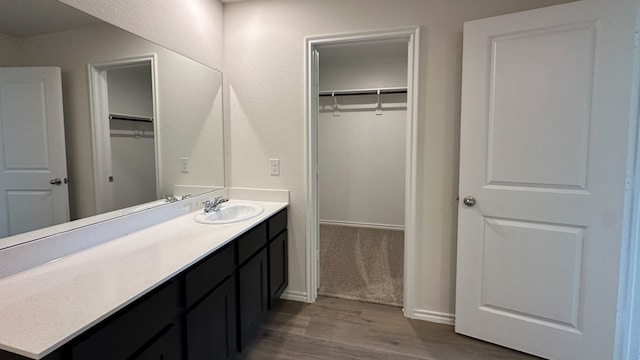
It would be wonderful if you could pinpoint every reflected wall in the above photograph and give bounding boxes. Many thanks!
[0,4,224,241]
[8,23,225,220]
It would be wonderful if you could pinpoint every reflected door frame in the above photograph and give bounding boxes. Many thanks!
[88,55,160,215]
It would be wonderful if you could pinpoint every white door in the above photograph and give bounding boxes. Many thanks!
[0,67,70,237]
[456,1,637,359]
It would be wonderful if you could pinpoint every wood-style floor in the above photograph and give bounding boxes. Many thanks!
[240,296,541,360]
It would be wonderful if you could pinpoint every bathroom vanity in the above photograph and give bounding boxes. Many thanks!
[0,199,288,360]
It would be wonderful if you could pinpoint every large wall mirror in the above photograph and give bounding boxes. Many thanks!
[0,0,225,246]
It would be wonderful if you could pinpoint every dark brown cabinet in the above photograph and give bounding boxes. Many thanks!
[185,242,236,360]
[132,325,182,360]
[186,277,236,360]
[237,248,268,350]
[236,208,288,352]
[71,281,180,360]
[269,229,288,308]
[267,208,288,309]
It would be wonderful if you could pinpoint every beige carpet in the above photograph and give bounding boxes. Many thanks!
[319,224,404,307]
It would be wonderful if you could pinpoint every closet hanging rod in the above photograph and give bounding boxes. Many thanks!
[109,114,153,122]
[318,87,407,97]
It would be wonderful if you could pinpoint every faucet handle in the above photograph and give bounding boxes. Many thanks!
[203,200,215,213]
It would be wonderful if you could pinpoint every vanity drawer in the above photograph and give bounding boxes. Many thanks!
[71,281,179,360]
[132,324,182,360]
[268,208,287,240]
[185,243,235,308]
[237,223,267,265]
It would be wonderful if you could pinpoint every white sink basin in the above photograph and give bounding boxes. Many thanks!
[194,201,264,224]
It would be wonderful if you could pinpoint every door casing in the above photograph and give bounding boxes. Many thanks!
[304,27,421,319]
[88,55,160,215]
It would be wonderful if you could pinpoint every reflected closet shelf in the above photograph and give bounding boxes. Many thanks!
[109,113,153,122]
[318,87,407,97]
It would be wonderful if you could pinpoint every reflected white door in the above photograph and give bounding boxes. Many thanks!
[0,67,69,237]
[456,1,636,359]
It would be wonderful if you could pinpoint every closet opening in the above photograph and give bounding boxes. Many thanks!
[318,41,407,307]
[305,27,420,317]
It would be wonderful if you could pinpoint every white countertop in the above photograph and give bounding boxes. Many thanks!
[0,199,287,359]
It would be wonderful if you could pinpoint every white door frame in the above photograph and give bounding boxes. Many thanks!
[616,3,640,355]
[304,26,420,317]
[88,55,160,215]
[617,88,640,360]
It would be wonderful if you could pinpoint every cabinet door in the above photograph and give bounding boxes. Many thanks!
[237,248,268,351]
[71,282,179,360]
[133,325,182,360]
[268,230,288,308]
[186,277,236,360]
[185,243,235,308]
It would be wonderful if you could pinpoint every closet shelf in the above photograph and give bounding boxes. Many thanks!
[319,87,407,97]
[109,129,154,139]
[109,113,153,122]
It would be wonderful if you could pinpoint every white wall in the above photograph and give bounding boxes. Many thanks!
[57,0,224,70]
[224,0,574,317]
[3,0,225,219]
[319,42,408,91]
[157,55,225,197]
[58,0,227,203]
[107,65,157,210]
[107,65,153,118]
[319,108,406,226]
[321,64,407,91]
[318,48,407,227]
[0,33,21,66]
[109,122,157,209]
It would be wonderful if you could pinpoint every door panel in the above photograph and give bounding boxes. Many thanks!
[0,67,69,237]
[1,81,51,169]
[488,23,594,189]
[455,1,637,359]
[7,191,55,235]
[481,218,583,328]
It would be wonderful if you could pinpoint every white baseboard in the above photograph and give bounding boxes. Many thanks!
[280,291,454,326]
[280,289,308,302]
[319,219,404,231]
[410,309,455,325]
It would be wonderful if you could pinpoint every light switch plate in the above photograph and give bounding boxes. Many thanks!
[180,157,189,173]
[270,159,280,176]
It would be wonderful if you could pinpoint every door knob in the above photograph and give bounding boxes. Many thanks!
[463,196,476,207]
[49,178,62,185]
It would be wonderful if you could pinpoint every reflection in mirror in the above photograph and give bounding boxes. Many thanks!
[0,0,224,244]
[97,59,158,214]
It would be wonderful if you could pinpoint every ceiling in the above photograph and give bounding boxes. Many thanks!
[0,0,101,38]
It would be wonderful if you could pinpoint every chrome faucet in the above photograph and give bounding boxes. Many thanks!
[166,194,191,203]
[203,196,228,213]
[166,195,179,203]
